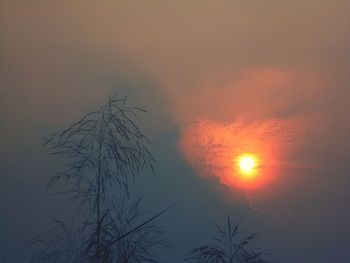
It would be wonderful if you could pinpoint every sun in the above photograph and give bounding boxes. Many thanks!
[237,154,258,178]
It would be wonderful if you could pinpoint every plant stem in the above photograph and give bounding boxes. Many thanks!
[96,112,104,263]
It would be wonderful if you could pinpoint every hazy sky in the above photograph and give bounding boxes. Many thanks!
[1,1,350,262]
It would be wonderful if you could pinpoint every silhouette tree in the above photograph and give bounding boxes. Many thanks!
[188,216,272,263]
[32,94,165,263]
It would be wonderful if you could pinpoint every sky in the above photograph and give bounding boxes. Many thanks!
[1,1,350,262]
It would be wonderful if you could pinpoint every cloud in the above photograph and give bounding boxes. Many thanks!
[172,67,328,123]
[179,117,309,206]
[177,67,332,208]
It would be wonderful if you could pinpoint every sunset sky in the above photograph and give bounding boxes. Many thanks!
[1,1,350,262]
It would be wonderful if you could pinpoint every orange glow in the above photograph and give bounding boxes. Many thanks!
[179,118,306,195]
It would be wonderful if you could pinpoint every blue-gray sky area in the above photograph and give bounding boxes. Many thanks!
[1,1,350,262]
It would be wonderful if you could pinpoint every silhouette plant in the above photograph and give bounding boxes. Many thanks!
[30,218,88,263]
[32,94,164,263]
[31,197,166,263]
[1,255,8,263]
[189,216,272,263]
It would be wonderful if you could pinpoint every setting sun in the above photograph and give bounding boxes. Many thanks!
[237,154,258,178]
